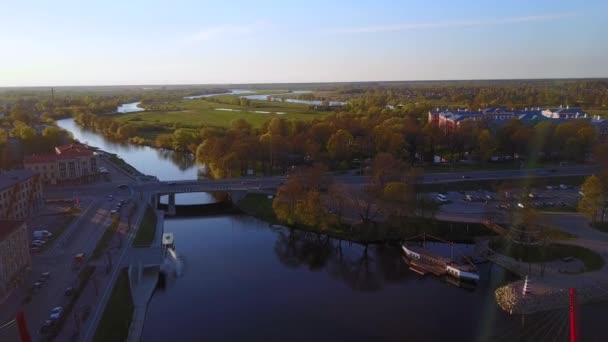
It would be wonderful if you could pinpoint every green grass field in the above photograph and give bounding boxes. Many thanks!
[116,95,329,129]
[132,206,157,247]
[93,269,133,342]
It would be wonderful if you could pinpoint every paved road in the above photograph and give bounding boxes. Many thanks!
[0,197,123,340]
[130,165,600,194]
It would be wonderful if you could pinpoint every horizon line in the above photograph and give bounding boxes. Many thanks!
[2,76,608,89]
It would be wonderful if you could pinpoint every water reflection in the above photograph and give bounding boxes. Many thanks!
[274,229,419,292]
[155,148,196,171]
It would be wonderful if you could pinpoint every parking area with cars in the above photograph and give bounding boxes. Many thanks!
[432,183,582,215]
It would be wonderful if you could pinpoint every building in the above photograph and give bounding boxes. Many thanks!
[541,106,588,119]
[428,106,588,132]
[0,220,30,303]
[24,143,99,185]
[0,170,43,220]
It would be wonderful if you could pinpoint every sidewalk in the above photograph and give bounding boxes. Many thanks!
[59,199,148,342]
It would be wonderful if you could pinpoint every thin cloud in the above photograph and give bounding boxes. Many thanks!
[191,25,254,41]
[188,21,269,42]
[328,13,578,34]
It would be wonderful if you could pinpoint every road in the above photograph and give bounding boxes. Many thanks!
[129,165,599,195]
[0,157,139,341]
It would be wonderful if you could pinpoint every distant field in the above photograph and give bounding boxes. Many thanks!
[116,95,329,129]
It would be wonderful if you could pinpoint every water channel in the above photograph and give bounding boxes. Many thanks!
[55,117,605,341]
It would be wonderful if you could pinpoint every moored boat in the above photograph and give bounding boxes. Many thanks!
[162,232,175,249]
[402,244,480,282]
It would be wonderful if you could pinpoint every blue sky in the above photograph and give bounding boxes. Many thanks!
[1,0,607,86]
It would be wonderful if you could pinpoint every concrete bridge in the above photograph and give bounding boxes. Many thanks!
[135,177,284,216]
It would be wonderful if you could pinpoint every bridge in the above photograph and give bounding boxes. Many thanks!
[134,177,284,215]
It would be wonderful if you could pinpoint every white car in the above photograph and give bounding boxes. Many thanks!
[49,306,63,320]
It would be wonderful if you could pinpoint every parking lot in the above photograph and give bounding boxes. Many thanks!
[432,183,582,215]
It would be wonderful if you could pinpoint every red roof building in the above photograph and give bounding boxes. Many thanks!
[24,143,99,184]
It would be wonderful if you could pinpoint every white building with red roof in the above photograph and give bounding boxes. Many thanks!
[24,143,99,184]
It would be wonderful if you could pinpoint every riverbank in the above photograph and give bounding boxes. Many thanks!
[492,213,608,314]
[237,193,494,243]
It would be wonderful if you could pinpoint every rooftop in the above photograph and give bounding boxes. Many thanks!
[0,169,35,191]
[55,143,95,157]
[0,220,25,242]
[25,143,95,164]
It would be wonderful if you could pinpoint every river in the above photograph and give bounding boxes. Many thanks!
[55,118,605,341]
[117,102,144,113]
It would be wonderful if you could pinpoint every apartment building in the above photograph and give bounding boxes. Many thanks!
[0,220,30,303]
[0,169,43,220]
[24,143,99,185]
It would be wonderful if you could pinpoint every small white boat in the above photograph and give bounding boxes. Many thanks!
[162,233,175,249]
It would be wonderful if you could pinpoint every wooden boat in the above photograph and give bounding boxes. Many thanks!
[402,244,480,282]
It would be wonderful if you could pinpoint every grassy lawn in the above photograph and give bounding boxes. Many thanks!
[116,97,329,129]
[237,193,277,223]
[132,206,157,247]
[107,153,138,175]
[490,238,604,272]
[542,225,577,240]
[592,222,608,233]
[92,216,120,259]
[93,269,133,342]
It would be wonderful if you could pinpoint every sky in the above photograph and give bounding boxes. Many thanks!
[1,0,607,86]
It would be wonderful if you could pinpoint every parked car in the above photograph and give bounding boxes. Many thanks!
[39,320,55,334]
[110,210,117,215]
[33,230,52,239]
[64,287,74,296]
[517,203,525,208]
[107,195,113,201]
[118,184,129,189]
[49,306,63,320]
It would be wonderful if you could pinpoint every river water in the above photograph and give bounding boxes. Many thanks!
[117,101,144,113]
[55,117,605,341]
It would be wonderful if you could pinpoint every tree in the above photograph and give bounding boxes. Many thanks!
[369,152,407,190]
[326,129,353,161]
[42,125,70,148]
[328,183,350,225]
[172,129,197,151]
[155,134,174,149]
[10,105,33,124]
[477,129,493,162]
[578,175,605,223]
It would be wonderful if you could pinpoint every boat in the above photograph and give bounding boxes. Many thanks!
[162,232,175,249]
[402,244,480,282]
